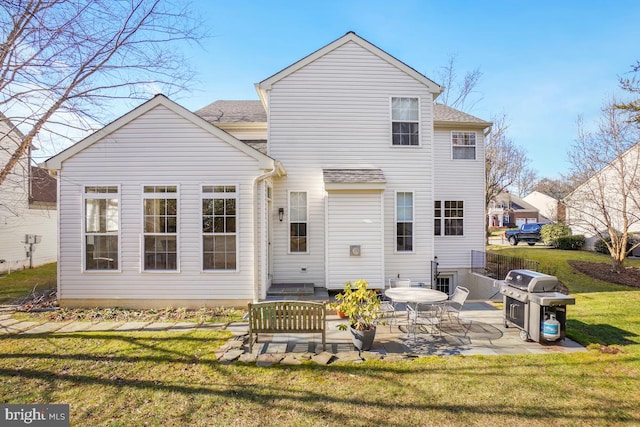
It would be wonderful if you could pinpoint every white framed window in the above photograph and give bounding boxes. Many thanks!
[289,191,308,253]
[452,131,477,159]
[391,97,420,146]
[202,185,237,271]
[434,200,464,236]
[435,275,454,295]
[84,185,119,271]
[143,185,178,271]
[396,191,414,252]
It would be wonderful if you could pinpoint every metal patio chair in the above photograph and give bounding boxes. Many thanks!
[441,286,470,324]
[378,279,412,331]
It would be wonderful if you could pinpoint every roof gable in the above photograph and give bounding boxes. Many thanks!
[46,95,275,170]
[256,32,443,104]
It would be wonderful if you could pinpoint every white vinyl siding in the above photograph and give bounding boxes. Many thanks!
[84,185,119,271]
[268,40,437,284]
[56,104,263,302]
[326,191,384,289]
[0,119,57,272]
[202,185,237,271]
[434,126,486,269]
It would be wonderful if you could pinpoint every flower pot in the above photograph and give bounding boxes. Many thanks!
[350,325,376,351]
[337,309,348,319]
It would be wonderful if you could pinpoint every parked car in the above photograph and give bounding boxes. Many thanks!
[504,223,545,246]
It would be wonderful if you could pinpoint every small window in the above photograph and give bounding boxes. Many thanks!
[391,97,419,146]
[84,186,119,270]
[143,185,178,271]
[452,131,476,159]
[396,192,413,251]
[289,191,307,253]
[202,185,237,270]
[434,200,464,236]
[435,276,452,295]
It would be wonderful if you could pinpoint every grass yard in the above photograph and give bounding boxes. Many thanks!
[0,262,56,304]
[1,253,639,425]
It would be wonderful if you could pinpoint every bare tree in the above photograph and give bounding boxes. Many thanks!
[565,99,640,273]
[513,167,538,198]
[0,0,204,187]
[485,115,530,208]
[532,176,578,200]
[435,54,483,112]
[616,61,640,122]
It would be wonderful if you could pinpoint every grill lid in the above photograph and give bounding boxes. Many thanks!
[504,269,558,293]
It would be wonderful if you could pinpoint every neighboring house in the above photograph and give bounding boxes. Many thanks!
[488,190,543,227]
[0,113,57,273]
[523,191,566,223]
[45,32,491,308]
[565,142,640,251]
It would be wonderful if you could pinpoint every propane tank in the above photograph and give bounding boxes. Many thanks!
[542,313,561,341]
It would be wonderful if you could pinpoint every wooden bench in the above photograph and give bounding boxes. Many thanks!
[248,301,326,352]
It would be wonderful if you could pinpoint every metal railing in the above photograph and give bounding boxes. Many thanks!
[471,250,540,280]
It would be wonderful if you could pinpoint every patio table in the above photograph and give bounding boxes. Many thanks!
[384,288,448,304]
[384,288,448,337]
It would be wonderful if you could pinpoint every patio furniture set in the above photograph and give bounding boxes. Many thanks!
[381,280,470,342]
[247,281,470,351]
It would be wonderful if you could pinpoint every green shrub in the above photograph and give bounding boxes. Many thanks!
[551,235,585,250]
[594,234,639,254]
[540,223,571,245]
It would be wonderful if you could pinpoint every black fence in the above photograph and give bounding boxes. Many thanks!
[471,250,540,280]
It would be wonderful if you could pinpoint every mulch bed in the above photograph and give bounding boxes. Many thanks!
[568,260,640,289]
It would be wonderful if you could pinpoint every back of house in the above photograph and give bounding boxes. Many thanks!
[46,32,490,308]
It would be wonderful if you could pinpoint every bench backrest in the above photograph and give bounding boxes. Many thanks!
[248,301,326,333]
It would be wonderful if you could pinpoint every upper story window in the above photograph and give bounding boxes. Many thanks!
[452,131,477,159]
[434,200,464,236]
[289,191,308,253]
[202,185,237,271]
[391,97,419,146]
[143,185,178,271]
[396,191,414,251]
[84,186,119,271]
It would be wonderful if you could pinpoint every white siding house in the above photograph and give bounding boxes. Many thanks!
[46,32,491,308]
[565,142,640,251]
[1,113,57,273]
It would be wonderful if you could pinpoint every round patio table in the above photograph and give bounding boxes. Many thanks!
[384,288,449,338]
[384,288,448,304]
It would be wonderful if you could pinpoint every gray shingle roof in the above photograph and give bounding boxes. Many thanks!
[195,100,489,126]
[323,168,386,184]
[195,100,266,123]
[434,104,490,125]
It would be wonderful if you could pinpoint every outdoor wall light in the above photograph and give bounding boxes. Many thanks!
[278,208,284,222]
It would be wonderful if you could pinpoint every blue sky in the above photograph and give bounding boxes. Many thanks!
[175,1,640,179]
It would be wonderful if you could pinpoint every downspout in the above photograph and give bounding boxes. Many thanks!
[252,160,283,302]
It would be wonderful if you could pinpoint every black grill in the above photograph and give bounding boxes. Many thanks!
[496,269,575,343]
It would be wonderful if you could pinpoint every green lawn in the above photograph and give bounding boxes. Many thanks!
[0,262,56,304]
[0,254,639,426]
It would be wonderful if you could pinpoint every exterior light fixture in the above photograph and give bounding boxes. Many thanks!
[278,208,284,222]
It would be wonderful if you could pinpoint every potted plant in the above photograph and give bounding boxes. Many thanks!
[330,279,381,351]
